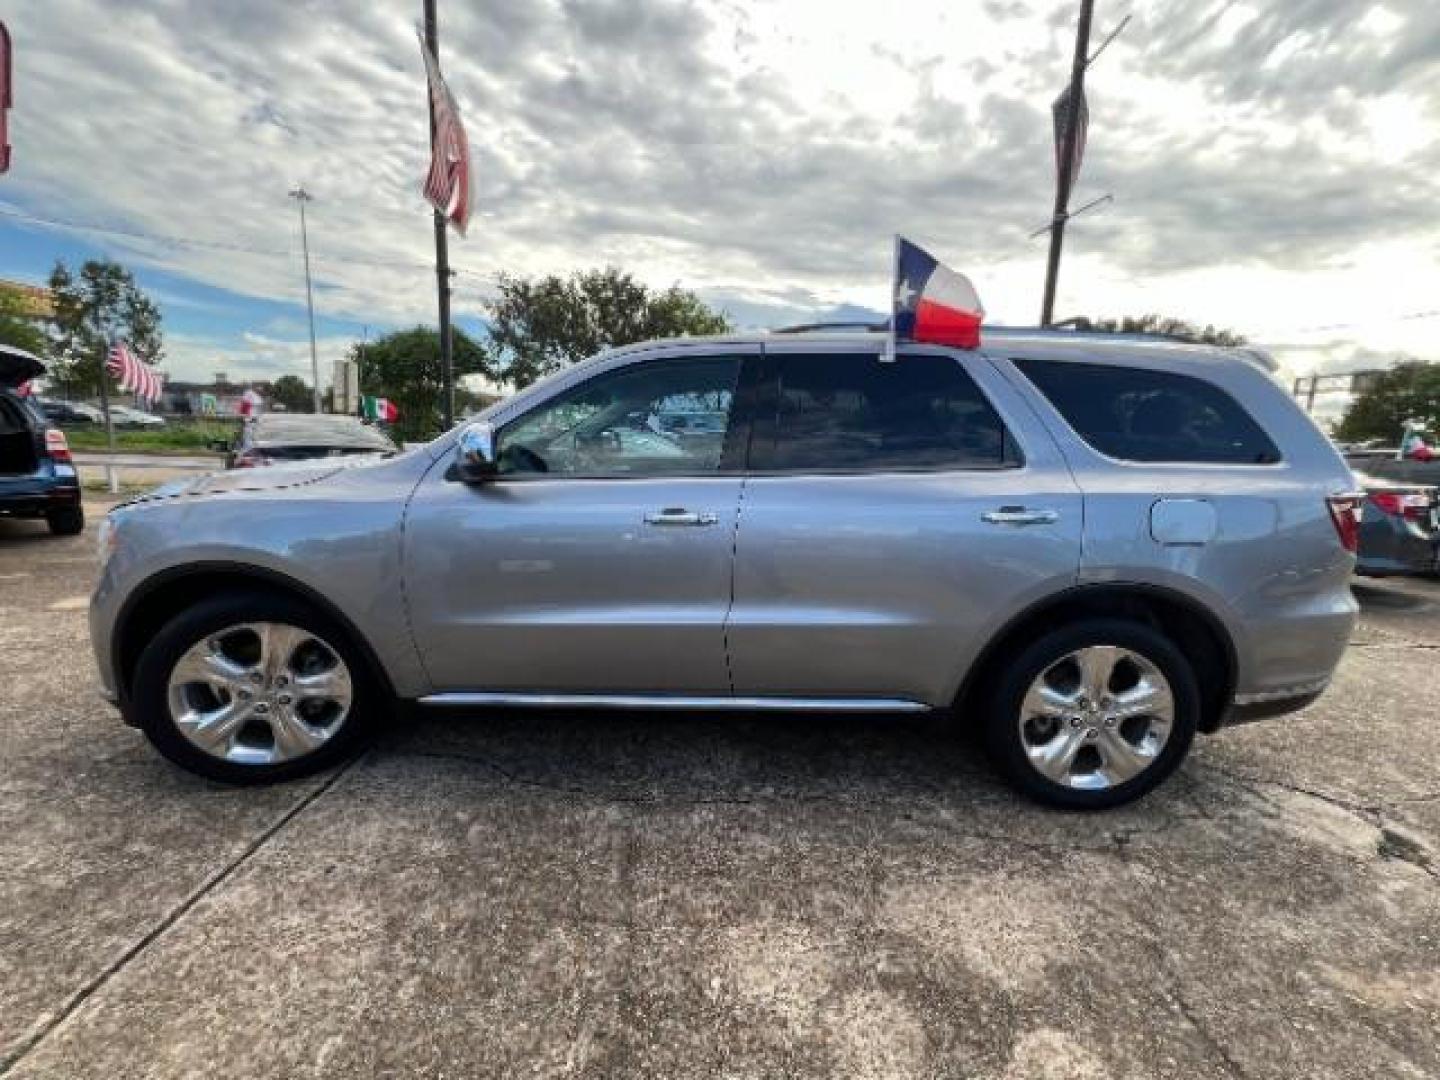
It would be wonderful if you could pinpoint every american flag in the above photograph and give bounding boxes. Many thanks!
[106,340,164,404]
[1051,84,1089,187]
[418,27,472,236]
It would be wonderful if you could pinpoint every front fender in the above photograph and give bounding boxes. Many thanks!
[93,458,434,703]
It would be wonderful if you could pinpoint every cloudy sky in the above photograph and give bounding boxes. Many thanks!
[2,0,1437,419]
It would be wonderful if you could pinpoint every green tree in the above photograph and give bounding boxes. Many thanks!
[270,374,314,413]
[350,327,489,441]
[0,286,48,357]
[486,267,731,389]
[47,259,164,398]
[1082,314,1246,346]
[1333,361,1440,444]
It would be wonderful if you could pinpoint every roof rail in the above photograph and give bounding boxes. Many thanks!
[768,320,1222,347]
[771,321,889,335]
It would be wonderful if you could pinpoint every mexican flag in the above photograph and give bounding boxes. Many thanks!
[1399,423,1435,462]
[361,396,398,422]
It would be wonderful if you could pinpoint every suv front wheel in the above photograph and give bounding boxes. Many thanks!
[132,592,380,783]
[984,618,1199,809]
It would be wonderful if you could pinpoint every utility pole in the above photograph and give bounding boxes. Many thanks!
[423,0,455,429]
[289,185,323,413]
[1040,0,1096,326]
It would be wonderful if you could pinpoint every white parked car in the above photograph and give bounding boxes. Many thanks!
[108,405,166,427]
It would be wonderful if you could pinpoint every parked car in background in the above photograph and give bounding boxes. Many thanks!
[217,413,397,468]
[35,398,102,426]
[1353,471,1439,577]
[0,346,84,536]
[93,329,1360,809]
[1344,448,1440,487]
[108,405,166,428]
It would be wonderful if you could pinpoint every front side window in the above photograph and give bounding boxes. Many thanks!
[496,355,741,477]
[753,352,1015,472]
[1013,358,1281,464]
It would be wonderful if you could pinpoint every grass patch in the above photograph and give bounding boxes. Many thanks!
[82,479,154,497]
[65,420,238,455]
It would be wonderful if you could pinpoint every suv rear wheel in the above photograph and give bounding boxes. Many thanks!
[984,618,1199,809]
[132,592,380,783]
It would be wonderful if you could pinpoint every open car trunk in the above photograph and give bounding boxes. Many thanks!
[0,395,40,476]
[0,346,47,476]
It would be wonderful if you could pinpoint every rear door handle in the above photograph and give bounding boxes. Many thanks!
[981,506,1059,526]
[644,508,718,527]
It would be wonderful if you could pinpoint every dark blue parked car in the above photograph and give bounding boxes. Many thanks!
[0,344,84,536]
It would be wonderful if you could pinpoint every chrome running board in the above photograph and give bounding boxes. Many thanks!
[417,692,931,713]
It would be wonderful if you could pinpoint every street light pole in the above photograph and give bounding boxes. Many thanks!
[1040,0,1096,326]
[289,185,323,413]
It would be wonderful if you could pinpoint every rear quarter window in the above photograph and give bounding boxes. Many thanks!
[1013,358,1281,465]
[751,352,1019,472]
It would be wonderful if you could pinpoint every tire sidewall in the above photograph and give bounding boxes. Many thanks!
[985,618,1200,810]
[132,591,378,784]
[47,506,85,535]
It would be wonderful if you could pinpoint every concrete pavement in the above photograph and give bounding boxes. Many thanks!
[1,498,1437,1078]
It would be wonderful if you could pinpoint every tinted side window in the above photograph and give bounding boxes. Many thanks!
[497,356,741,477]
[1013,358,1281,465]
[755,353,1014,472]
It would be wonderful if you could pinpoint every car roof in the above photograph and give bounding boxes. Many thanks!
[251,412,394,449]
[602,327,1273,372]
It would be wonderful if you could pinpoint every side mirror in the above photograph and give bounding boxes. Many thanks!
[455,421,498,483]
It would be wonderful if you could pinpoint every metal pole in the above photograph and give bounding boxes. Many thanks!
[1040,0,1095,326]
[424,0,455,429]
[289,186,323,413]
[96,338,117,493]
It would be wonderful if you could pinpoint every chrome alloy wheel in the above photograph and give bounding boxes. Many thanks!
[166,622,353,766]
[1017,645,1175,791]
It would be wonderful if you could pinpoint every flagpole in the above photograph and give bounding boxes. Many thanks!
[96,337,117,493]
[883,234,899,363]
[423,0,455,430]
[1039,0,1095,326]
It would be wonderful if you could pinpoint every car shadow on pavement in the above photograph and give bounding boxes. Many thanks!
[362,706,1202,833]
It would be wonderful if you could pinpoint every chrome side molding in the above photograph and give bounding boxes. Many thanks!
[417,692,931,713]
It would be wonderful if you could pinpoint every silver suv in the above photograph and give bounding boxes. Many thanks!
[90,329,1361,808]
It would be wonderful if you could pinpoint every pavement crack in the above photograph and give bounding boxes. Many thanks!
[1196,763,1439,884]
[1108,839,1253,1080]
[0,757,360,1076]
[1198,762,1383,824]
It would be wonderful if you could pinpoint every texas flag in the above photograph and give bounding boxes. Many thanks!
[892,237,985,350]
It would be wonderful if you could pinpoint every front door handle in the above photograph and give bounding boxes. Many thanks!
[981,506,1059,526]
[644,508,718,527]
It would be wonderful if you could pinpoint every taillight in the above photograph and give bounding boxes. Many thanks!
[1326,492,1365,553]
[44,428,72,464]
[233,450,268,468]
[1368,491,1434,521]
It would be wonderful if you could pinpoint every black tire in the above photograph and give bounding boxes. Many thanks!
[983,618,1199,810]
[131,591,381,784]
[47,505,85,536]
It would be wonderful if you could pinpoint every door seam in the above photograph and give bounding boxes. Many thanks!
[722,476,747,695]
